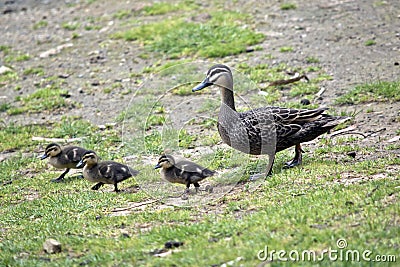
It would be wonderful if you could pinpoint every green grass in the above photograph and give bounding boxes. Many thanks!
[112,11,264,58]
[0,44,11,53]
[62,22,80,31]
[306,56,320,63]
[1,146,398,266]
[336,80,400,104]
[113,10,131,20]
[235,62,332,101]
[7,77,77,115]
[141,1,198,15]
[33,20,48,30]
[365,39,376,46]
[280,3,297,10]
[0,117,97,152]
[23,67,45,76]
[8,87,69,115]
[279,46,294,53]
[1,46,30,63]
[4,52,31,63]
[0,69,18,86]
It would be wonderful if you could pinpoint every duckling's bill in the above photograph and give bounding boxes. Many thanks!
[40,153,48,160]
[76,159,85,168]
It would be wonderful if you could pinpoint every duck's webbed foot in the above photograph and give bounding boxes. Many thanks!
[51,168,70,182]
[284,144,304,168]
[91,182,104,190]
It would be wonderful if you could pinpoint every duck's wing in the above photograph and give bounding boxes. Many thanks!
[269,107,328,124]
[63,146,88,163]
[173,160,214,184]
[99,161,134,182]
[247,107,329,133]
[174,160,215,177]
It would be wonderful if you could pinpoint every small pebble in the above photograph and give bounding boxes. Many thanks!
[346,151,356,158]
[300,99,311,105]
[43,239,62,254]
[164,241,184,249]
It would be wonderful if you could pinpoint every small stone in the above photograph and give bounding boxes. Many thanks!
[58,73,70,79]
[0,65,12,75]
[300,99,311,105]
[120,229,130,238]
[43,239,62,254]
[205,185,213,193]
[346,151,356,158]
[164,241,183,249]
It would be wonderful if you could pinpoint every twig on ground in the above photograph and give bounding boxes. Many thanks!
[329,126,386,139]
[111,199,158,212]
[268,73,309,87]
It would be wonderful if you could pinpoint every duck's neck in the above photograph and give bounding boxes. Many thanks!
[220,86,236,112]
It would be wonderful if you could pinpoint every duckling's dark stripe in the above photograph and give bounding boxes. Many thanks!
[83,153,96,160]
[45,144,58,153]
[158,157,169,164]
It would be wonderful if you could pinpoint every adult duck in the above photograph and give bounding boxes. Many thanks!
[192,64,350,177]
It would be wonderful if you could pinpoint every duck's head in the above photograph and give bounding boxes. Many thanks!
[76,151,98,168]
[154,154,175,169]
[192,64,233,92]
[40,143,62,160]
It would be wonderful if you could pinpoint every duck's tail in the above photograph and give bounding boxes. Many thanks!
[323,116,352,128]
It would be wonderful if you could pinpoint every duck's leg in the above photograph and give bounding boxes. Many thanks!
[91,182,104,190]
[249,154,275,181]
[284,144,304,168]
[52,168,70,182]
[185,183,191,194]
[113,183,120,193]
[193,182,200,193]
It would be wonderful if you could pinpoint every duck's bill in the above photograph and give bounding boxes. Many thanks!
[192,78,212,92]
[40,154,48,160]
[76,160,85,168]
[154,163,161,169]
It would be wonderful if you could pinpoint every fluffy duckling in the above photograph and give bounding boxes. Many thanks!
[76,151,139,192]
[192,64,351,177]
[154,154,215,193]
[40,143,88,182]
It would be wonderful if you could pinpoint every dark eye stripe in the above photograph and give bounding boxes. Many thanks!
[158,158,169,163]
[208,66,230,77]
[83,154,96,160]
[45,146,57,153]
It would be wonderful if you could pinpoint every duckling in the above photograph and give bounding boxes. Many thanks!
[40,143,88,182]
[76,151,139,192]
[192,64,351,177]
[154,154,215,193]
